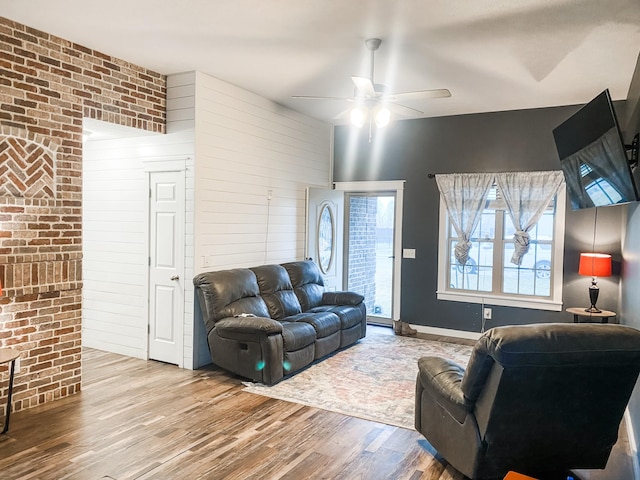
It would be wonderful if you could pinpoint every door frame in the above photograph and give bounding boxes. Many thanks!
[306,187,345,291]
[334,180,405,322]
[143,159,187,367]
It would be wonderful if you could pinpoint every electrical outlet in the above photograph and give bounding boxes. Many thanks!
[483,307,492,320]
[267,189,273,201]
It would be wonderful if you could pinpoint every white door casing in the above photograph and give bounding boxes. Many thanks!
[148,169,185,366]
[334,181,405,321]
[306,187,344,291]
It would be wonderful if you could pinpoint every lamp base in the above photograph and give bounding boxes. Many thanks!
[586,282,601,314]
[584,306,602,314]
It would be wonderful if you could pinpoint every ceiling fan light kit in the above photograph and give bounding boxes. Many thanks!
[374,105,391,127]
[349,104,391,129]
[350,106,367,128]
[292,37,451,129]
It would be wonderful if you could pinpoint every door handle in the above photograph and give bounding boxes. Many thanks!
[170,275,180,281]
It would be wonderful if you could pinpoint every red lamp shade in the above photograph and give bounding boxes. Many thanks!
[578,253,612,277]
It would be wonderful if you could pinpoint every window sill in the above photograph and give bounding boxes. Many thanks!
[436,290,563,312]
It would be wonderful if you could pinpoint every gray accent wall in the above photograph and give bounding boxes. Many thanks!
[334,104,628,332]
[335,66,640,466]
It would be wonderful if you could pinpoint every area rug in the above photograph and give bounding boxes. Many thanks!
[243,331,473,429]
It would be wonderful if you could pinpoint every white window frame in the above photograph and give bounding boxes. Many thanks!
[436,184,566,311]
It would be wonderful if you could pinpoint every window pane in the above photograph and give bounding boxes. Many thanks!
[535,214,554,240]
[503,267,519,294]
[448,240,492,292]
[502,242,551,296]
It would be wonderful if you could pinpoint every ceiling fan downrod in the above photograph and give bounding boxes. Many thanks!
[365,38,382,82]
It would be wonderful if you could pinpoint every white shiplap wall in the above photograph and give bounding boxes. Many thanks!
[193,71,332,274]
[82,72,196,365]
[83,70,332,370]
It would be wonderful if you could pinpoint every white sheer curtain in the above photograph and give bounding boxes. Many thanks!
[495,171,564,265]
[435,173,493,267]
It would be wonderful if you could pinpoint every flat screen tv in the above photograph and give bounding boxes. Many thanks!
[553,89,638,210]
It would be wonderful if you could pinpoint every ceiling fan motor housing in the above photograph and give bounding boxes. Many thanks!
[365,38,382,51]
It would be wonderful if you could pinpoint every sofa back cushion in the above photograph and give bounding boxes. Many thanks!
[251,264,302,319]
[282,261,325,311]
[193,269,270,332]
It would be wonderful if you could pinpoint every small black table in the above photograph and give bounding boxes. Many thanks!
[1,348,20,434]
[566,307,617,324]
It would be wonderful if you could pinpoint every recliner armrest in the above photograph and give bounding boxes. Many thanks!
[417,356,473,423]
[215,316,283,336]
[321,291,364,306]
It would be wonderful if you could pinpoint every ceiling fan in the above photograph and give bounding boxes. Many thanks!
[292,38,451,127]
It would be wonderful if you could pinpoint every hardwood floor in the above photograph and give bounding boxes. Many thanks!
[0,347,464,480]
[0,331,634,480]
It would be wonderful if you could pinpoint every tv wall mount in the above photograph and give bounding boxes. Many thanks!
[627,133,639,168]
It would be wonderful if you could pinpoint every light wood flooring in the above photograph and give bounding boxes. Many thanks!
[0,328,635,480]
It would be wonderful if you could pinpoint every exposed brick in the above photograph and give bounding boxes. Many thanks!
[0,15,166,419]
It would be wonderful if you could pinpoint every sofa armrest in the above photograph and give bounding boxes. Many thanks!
[417,356,473,423]
[322,291,364,306]
[215,316,283,336]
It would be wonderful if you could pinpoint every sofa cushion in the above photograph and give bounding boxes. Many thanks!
[286,311,341,338]
[193,269,270,331]
[309,304,365,330]
[280,321,317,352]
[322,291,364,306]
[251,264,302,319]
[282,261,325,310]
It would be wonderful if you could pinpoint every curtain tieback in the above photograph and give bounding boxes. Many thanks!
[454,240,473,266]
[511,230,530,265]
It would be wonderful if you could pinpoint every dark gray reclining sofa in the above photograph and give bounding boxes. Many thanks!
[193,260,366,385]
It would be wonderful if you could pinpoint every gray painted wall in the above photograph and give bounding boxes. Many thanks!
[334,103,627,333]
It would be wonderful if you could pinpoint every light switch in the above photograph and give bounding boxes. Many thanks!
[403,248,416,259]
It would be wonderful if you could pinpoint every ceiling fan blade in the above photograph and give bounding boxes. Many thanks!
[333,108,352,121]
[387,102,424,116]
[351,76,376,96]
[385,89,452,102]
[291,95,354,101]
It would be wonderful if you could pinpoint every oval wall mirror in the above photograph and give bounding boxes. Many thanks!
[317,204,334,274]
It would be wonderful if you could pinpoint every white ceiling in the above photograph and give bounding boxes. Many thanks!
[3,0,640,124]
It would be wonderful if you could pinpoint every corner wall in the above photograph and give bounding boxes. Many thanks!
[621,51,640,474]
[0,17,165,414]
[191,71,333,367]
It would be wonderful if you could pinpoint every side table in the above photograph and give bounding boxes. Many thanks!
[566,307,617,324]
[0,348,20,434]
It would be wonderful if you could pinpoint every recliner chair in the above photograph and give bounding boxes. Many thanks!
[415,323,640,480]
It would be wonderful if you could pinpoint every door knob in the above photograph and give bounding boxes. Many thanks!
[170,275,180,281]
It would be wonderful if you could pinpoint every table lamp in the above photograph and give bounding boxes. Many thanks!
[578,253,612,313]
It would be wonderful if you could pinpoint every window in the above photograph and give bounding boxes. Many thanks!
[437,183,566,311]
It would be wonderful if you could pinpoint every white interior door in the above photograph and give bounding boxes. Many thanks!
[306,187,344,291]
[148,170,184,366]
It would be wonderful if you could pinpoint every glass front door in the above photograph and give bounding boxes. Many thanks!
[345,192,395,325]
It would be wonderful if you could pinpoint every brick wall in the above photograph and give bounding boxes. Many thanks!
[0,17,166,415]
[347,196,377,314]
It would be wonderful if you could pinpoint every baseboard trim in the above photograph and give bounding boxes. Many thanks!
[410,324,482,341]
[625,408,640,480]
